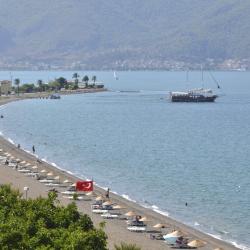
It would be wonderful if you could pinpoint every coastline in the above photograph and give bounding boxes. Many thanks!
[0,94,241,250]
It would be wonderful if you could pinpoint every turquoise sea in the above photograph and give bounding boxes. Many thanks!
[0,71,249,249]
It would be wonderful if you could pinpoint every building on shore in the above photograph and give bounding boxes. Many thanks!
[0,80,12,95]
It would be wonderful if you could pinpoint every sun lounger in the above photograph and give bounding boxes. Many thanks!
[101,213,119,219]
[150,233,164,240]
[92,209,109,214]
[61,190,77,195]
[45,183,61,187]
[62,195,86,200]
[127,226,146,232]
[24,172,39,177]
[171,244,196,249]
[39,179,55,183]
[18,169,31,173]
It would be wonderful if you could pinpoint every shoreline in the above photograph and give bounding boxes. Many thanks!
[0,94,241,250]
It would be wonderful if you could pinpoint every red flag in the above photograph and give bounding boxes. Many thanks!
[76,181,93,192]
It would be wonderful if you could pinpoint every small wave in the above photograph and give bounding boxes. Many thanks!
[122,194,136,203]
[207,233,250,250]
[152,205,159,210]
[194,221,200,226]
[231,241,250,250]
[152,207,169,217]
[7,138,15,144]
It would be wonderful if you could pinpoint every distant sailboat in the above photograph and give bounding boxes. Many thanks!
[113,71,119,80]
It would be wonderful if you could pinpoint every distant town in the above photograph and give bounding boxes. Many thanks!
[0,58,249,71]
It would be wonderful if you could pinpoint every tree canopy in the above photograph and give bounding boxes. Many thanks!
[0,185,107,250]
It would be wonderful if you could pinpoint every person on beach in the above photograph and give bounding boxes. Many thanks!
[4,159,9,165]
[17,144,20,149]
[32,145,35,154]
[105,188,110,199]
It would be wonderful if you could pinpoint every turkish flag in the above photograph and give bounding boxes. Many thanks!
[76,181,93,192]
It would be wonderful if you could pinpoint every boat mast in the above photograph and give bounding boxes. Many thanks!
[185,69,189,90]
[201,65,204,88]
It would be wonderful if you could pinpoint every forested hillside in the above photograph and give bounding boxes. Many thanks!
[0,0,250,69]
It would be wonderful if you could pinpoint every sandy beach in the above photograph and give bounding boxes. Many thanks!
[0,94,239,250]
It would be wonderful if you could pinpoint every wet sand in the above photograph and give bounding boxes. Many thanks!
[0,95,239,250]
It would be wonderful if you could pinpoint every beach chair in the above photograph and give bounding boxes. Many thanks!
[127,226,146,232]
[101,212,119,219]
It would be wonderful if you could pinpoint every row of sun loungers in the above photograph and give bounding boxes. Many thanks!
[0,149,208,249]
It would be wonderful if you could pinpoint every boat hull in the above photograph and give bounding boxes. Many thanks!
[171,94,217,102]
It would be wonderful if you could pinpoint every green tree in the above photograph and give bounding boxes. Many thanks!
[14,78,20,96]
[37,79,43,91]
[56,77,68,89]
[0,185,107,250]
[72,73,79,83]
[115,242,141,250]
[48,81,60,91]
[92,75,97,85]
[83,75,89,87]
[19,83,36,93]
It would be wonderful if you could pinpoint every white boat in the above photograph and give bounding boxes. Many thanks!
[113,71,119,80]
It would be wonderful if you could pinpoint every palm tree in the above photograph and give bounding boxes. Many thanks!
[92,75,97,85]
[72,73,79,84]
[37,79,43,92]
[14,78,20,96]
[83,75,89,87]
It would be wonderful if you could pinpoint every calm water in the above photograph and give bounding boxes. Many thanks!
[0,71,249,249]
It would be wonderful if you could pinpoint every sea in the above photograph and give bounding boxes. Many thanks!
[0,71,249,249]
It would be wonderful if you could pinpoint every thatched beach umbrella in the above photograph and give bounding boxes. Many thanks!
[25,163,31,167]
[32,166,38,169]
[188,240,206,248]
[139,216,150,222]
[102,201,113,206]
[214,248,224,250]
[0,149,3,152]
[16,158,20,162]
[165,230,183,237]
[113,205,126,210]
[21,161,26,164]
[47,172,54,176]
[63,179,71,183]
[40,169,47,173]
[153,223,166,229]
[125,211,136,217]
[54,176,60,180]
[4,152,10,156]
[95,196,104,201]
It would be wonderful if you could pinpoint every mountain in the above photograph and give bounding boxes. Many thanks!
[0,0,250,69]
